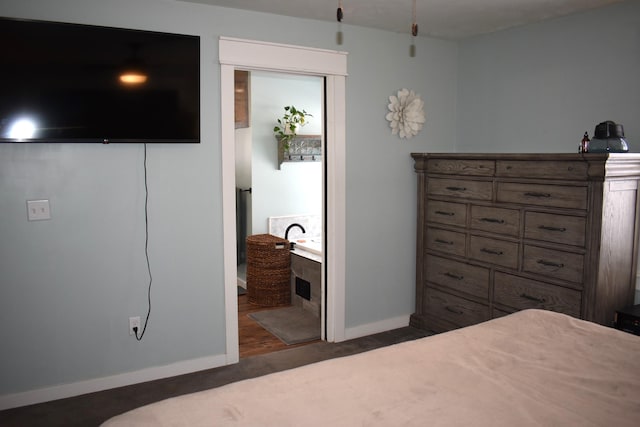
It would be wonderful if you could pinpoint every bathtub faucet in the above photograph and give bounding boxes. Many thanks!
[285,223,306,249]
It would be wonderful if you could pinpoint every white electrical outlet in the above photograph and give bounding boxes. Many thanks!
[26,199,51,221]
[129,316,141,336]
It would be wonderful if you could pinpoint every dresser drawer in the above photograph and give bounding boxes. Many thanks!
[428,178,492,201]
[470,205,520,237]
[524,212,586,247]
[428,159,495,176]
[424,287,490,328]
[497,182,587,210]
[426,228,466,256]
[497,160,588,180]
[414,153,640,331]
[494,272,581,317]
[426,255,489,300]
[523,245,584,284]
[426,200,467,227]
[469,236,519,269]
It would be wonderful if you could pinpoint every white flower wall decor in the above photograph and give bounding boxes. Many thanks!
[385,88,425,139]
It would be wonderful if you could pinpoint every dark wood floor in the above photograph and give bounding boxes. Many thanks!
[0,324,432,427]
[238,293,319,358]
[1,293,433,427]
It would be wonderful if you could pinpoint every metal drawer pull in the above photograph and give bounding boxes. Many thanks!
[435,239,454,245]
[445,306,464,315]
[537,259,564,268]
[480,217,505,224]
[435,210,455,216]
[520,293,546,304]
[538,225,567,232]
[481,248,503,255]
[444,272,464,280]
[446,186,467,192]
[524,191,551,198]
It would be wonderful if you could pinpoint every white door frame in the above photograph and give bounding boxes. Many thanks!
[219,37,348,363]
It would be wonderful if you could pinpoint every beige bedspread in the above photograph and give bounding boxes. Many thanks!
[103,310,640,426]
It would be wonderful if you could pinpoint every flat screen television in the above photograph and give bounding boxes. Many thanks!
[0,17,200,143]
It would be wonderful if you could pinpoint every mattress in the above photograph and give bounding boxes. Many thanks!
[102,309,640,426]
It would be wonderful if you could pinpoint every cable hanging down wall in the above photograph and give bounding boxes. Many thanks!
[134,143,153,341]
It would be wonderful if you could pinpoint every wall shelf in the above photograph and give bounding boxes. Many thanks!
[277,134,322,169]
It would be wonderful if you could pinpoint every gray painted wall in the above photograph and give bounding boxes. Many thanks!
[456,1,640,153]
[0,0,455,396]
[0,0,638,398]
[250,72,323,234]
[456,0,640,302]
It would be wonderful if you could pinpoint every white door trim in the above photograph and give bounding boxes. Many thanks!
[219,37,347,363]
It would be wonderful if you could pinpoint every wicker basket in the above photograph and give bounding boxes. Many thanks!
[246,234,291,307]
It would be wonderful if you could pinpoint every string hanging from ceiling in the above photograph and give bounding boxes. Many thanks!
[335,1,419,36]
[336,0,344,44]
[410,0,418,57]
[336,1,419,54]
[412,0,418,36]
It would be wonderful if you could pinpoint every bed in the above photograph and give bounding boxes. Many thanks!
[102,309,640,426]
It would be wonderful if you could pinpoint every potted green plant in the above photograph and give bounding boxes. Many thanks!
[273,105,312,149]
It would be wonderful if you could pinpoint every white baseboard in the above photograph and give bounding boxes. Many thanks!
[344,314,411,341]
[0,353,228,411]
[1,314,412,410]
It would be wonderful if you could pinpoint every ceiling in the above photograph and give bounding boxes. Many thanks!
[178,0,623,40]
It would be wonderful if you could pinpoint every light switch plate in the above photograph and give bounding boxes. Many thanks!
[27,199,51,221]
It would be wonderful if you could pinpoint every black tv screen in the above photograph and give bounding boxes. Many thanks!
[0,18,200,143]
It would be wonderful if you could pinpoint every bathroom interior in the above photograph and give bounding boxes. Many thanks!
[234,70,324,356]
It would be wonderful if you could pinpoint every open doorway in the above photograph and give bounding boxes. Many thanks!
[219,37,347,365]
[235,70,324,357]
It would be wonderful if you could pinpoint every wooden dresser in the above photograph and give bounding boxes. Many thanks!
[410,153,640,333]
